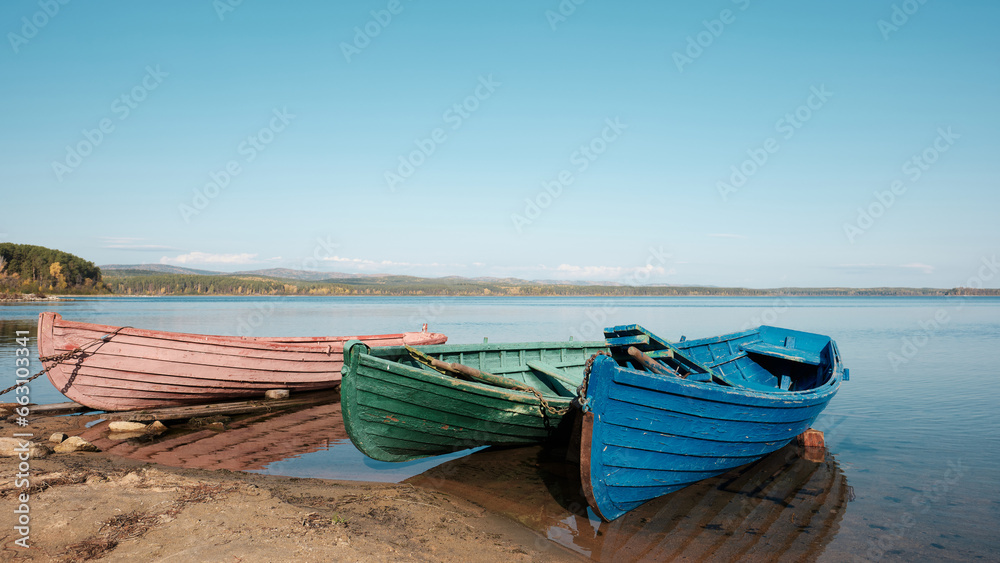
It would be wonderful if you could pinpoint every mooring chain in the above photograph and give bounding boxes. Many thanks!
[527,386,569,432]
[529,386,568,416]
[576,351,611,412]
[0,326,131,397]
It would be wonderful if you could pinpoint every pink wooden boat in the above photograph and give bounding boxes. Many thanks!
[37,312,447,412]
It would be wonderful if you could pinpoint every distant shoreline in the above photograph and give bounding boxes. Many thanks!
[0,294,67,303]
[10,291,1000,299]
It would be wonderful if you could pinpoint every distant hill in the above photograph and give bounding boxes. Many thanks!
[232,268,373,281]
[101,264,387,281]
[100,265,649,286]
[101,264,222,276]
[94,264,1000,297]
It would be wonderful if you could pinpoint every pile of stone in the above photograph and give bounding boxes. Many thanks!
[0,419,172,458]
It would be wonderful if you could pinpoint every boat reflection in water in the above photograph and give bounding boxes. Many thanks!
[405,442,851,561]
[80,392,484,482]
[76,395,849,561]
[83,392,347,471]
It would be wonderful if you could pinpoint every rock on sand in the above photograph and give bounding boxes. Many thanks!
[0,437,51,458]
[54,436,100,453]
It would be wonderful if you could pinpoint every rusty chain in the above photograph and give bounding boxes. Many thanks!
[0,326,131,397]
[525,386,569,432]
[576,351,611,412]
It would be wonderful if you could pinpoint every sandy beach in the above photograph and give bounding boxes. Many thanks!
[0,413,579,562]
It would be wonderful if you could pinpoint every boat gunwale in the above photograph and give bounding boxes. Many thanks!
[43,312,442,354]
[365,339,608,357]
[49,326,365,361]
[610,365,843,407]
[356,348,588,405]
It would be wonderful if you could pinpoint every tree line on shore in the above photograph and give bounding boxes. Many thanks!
[100,272,1000,297]
[2,243,998,298]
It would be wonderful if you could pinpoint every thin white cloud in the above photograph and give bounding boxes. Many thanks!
[101,237,178,251]
[290,255,678,282]
[160,252,258,265]
[835,263,887,269]
[321,255,464,270]
[107,244,178,251]
[490,262,677,281]
[833,263,935,275]
[555,264,670,278]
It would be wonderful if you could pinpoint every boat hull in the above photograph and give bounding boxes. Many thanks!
[582,325,844,521]
[341,339,607,462]
[37,312,447,411]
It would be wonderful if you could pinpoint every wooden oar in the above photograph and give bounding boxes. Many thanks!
[406,346,536,393]
[627,346,684,378]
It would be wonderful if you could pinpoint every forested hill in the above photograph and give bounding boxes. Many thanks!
[0,243,109,295]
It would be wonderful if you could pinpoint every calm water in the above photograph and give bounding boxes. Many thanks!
[2,296,998,561]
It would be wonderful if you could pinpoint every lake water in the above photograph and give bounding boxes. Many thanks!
[1,295,998,561]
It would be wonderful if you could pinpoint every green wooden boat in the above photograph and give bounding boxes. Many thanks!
[340,338,608,462]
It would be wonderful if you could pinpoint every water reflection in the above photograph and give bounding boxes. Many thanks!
[0,318,36,339]
[82,395,347,471]
[405,442,850,561]
[71,392,850,560]
[77,394,482,482]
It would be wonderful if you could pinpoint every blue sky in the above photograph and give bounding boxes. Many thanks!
[1,1,997,288]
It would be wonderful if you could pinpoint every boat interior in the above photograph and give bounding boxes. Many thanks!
[361,341,608,399]
[603,325,842,393]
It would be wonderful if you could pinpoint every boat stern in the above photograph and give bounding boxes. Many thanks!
[401,330,448,346]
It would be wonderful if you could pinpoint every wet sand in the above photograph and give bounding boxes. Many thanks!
[0,414,581,562]
[1,402,854,561]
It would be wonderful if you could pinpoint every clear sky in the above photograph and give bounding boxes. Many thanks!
[2,1,998,288]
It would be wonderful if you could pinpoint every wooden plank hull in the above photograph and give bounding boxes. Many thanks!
[582,325,845,521]
[36,312,447,411]
[340,339,607,462]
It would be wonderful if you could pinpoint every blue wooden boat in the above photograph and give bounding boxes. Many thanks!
[579,324,847,521]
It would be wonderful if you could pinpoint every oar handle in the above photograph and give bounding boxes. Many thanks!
[627,346,684,378]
